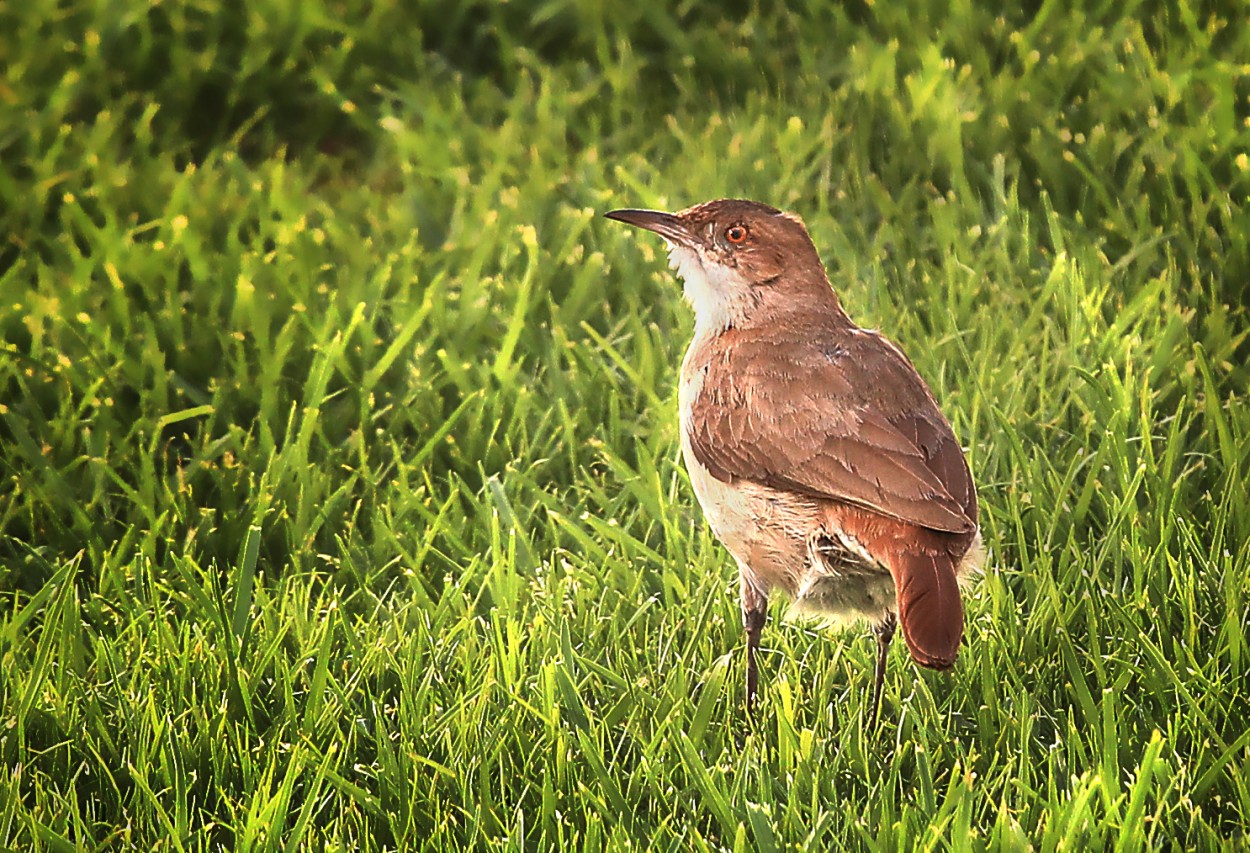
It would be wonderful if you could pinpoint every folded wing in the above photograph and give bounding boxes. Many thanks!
[686,327,977,535]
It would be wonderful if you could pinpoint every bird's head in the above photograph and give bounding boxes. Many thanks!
[605,199,840,333]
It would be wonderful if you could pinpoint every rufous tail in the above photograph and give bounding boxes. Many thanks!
[891,550,963,669]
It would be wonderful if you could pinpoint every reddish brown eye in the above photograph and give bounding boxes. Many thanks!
[725,225,749,244]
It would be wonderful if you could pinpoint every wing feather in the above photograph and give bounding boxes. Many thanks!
[686,327,976,534]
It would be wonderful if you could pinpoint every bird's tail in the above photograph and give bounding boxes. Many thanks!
[891,550,963,669]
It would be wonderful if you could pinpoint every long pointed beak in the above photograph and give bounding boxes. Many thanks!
[604,208,694,246]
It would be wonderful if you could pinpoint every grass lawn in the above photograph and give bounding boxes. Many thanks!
[2,1,1248,849]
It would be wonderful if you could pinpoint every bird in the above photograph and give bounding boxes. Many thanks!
[604,199,983,726]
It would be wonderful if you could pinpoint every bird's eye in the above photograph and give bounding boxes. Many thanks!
[725,225,749,245]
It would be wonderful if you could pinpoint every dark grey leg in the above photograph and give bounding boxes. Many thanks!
[868,611,897,730]
[740,575,768,711]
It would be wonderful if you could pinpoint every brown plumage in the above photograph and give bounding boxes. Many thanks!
[605,199,983,725]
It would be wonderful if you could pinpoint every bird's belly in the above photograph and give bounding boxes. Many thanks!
[680,439,810,588]
[680,437,895,617]
[680,432,899,623]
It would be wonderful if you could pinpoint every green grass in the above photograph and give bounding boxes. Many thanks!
[2,1,1249,849]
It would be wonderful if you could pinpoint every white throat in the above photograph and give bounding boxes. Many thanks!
[667,244,751,335]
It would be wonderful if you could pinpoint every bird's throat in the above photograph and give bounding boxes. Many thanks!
[667,244,751,334]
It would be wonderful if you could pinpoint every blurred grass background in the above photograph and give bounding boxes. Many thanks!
[1,0,1248,848]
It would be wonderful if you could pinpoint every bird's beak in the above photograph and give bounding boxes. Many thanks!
[604,208,695,247]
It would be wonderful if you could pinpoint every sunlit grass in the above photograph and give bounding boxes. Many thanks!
[1,1,1248,849]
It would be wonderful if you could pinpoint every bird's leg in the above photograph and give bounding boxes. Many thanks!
[740,574,768,711]
[868,611,897,730]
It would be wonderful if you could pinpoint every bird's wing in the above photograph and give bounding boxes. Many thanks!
[686,329,977,534]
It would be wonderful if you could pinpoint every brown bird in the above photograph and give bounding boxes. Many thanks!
[605,199,983,726]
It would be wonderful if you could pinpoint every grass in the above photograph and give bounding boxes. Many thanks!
[1,0,1248,848]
